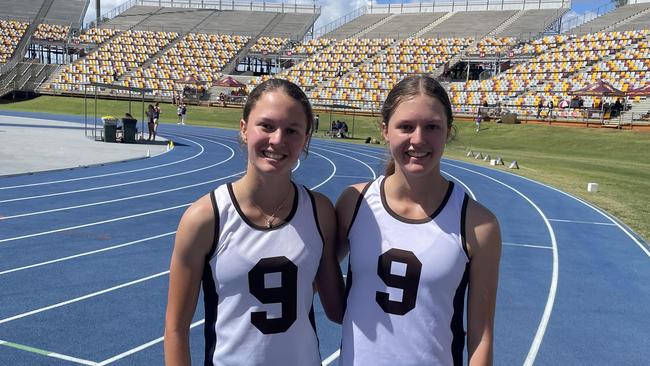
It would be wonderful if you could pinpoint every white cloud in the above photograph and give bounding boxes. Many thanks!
[314,0,370,30]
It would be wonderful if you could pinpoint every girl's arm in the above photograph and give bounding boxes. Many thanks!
[465,199,502,366]
[334,184,368,262]
[164,195,216,366]
[313,192,345,324]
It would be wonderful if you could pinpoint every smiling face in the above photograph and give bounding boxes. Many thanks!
[240,90,310,177]
[382,94,450,178]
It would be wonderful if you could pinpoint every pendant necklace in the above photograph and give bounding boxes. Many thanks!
[252,188,292,228]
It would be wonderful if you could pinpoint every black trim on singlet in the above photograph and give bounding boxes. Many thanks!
[202,259,219,366]
[342,260,353,314]
[226,182,299,231]
[207,190,220,260]
[203,190,221,365]
[305,187,325,246]
[460,193,470,259]
[308,304,321,359]
[450,263,470,366]
[345,181,373,238]
[380,177,455,224]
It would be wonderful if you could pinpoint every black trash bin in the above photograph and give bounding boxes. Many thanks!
[104,123,117,142]
[122,118,137,143]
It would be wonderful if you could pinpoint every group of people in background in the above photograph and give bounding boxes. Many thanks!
[164,76,502,366]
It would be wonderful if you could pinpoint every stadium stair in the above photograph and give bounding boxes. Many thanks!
[413,11,456,38]
[353,14,397,39]
[490,10,526,37]
[602,6,650,33]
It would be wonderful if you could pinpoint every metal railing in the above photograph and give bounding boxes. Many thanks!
[366,0,569,14]
[313,6,368,39]
[561,1,618,33]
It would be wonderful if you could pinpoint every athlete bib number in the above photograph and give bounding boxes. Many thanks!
[376,248,422,315]
[248,256,297,334]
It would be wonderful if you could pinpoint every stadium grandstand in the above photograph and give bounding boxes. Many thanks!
[1,0,650,126]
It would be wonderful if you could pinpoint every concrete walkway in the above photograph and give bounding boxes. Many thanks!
[0,114,169,176]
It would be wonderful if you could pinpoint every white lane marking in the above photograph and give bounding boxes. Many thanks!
[0,170,245,244]
[0,137,236,204]
[468,161,650,258]
[0,134,201,190]
[441,171,476,200]
[503,242,553,250]
[0,339,98,365]
[96,320,204,366]
[322,349,341,366]
[0,232,176,276]
[1,138,235,219]
[318,143,474,199]
[333,174,375,180]
[311,146,377,180]
[0,204,189,244]
[308,150,337,190]
[548,218,617,226]
[0,271,169,325]
[442,161,558,366]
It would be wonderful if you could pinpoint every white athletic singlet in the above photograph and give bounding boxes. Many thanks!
[340,176,470,366]
[202,182,323,366]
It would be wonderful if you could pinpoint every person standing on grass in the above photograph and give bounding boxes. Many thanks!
[180,103,187,125]
[177,104,183,125]
[336,75,501,366]
[164,79,344,366]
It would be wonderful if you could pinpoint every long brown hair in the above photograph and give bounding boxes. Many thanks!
[381,75,454,175]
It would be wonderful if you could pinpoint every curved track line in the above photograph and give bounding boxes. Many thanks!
[0,135,201,190]
[493,168,650,258]
[0,136,236,203]
[0,136,240,219]
[443,161,558,366]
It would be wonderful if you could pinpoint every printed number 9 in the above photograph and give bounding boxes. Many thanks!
[248,256,298,334]
[376,248,422,315]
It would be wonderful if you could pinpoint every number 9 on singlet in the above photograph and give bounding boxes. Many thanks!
[376,248,422,315]
[248,256,298,334]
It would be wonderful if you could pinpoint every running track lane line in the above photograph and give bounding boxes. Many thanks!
[0,271,169,325]
[0,232,176,276]
[442,161,558,366]
[0,339,97,365]
[0,168,247,244]
[0,134,201,190]
[477,162,650,257]
[0,135,236,203]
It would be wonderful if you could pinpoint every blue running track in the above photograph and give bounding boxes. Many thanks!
[1,116,648,365]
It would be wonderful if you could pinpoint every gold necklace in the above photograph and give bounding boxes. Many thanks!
[251,188,292,228]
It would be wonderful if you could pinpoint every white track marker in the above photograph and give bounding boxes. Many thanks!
[0,339,98,365]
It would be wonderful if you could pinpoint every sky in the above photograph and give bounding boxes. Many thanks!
[83,0,617,32]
